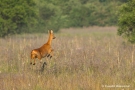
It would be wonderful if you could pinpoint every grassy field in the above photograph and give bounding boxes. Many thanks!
[0,26,134,90]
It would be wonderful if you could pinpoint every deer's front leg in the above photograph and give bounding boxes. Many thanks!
[47,49,54,59]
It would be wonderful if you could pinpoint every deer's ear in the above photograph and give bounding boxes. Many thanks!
[50,30,53,33]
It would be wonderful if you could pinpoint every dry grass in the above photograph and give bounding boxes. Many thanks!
[0,26,134,90]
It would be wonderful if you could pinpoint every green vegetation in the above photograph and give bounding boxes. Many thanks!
[118,0,135,43]
[0,0,38,37]
[0,0,127,37]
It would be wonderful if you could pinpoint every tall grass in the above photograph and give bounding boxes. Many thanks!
[0,27,134,90]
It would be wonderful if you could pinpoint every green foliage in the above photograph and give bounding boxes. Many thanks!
[118,0,135,43]
[31,0,122,32]
[0,0,37,37]
[119,0,128,2]
[0,0,125,37]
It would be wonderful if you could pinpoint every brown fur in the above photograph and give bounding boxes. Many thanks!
[30,30,56,65]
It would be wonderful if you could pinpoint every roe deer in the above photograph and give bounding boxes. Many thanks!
[30,30,56,65]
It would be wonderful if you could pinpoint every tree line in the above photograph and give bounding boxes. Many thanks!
[0,0,128,37]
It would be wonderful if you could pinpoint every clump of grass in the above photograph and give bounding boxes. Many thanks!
[0,27,134,90]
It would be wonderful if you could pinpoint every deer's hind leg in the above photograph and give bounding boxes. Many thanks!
[31,50,41,65]
[33,52,42,65]
[30,51,36,65]
[31,55,37,65]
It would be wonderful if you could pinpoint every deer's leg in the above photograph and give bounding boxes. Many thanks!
[37,52,42,64]
[31,50,41,65]
[30,52,36,65]
[47,54,50,57]
[30,58,34,65]
[32,55,36,65]
[49,53,53,59]
[38,55,42,63]
[30,56,33,64]
[33,59,36,65]
[49,49,54,59]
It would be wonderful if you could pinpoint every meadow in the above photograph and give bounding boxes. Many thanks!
[0,27,134,90]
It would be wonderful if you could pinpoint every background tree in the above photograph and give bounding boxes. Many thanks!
[118,0,135,43]
[0,0,37,37]
[0,0,127,37]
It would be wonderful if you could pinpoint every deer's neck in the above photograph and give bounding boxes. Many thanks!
[47,34,52,45]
